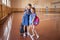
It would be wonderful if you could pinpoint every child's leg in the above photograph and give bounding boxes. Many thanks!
[23,26,27,37]
[23,25,26,33]
[31,25,35,36]
[33,25,39,38]
[29,25,34,40]
[27,26,30,36]
[24,25,25,32]
[23,26,26,37]
[25,26,27,33]
[25,26,27,36]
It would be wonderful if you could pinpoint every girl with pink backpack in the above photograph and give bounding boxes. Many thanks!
[29,7,39,40]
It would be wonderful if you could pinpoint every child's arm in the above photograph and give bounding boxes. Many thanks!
[32,15,36,24]
[32,17,35,22]
[22,12,26,21]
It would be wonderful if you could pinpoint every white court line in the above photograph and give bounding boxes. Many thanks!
[7,16,12,40]
[3,16,13,40]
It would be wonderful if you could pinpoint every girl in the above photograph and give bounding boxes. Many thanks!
[22,7,29,37]
[29,7,39,40]
[22,4,32,37]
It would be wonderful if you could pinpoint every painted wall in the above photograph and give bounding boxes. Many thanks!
[11,0,60,12]
[11,0,22,8]
[0,0,12,21]
[51,0,60,8]
[0,0,2,4]
[11,0,55,8]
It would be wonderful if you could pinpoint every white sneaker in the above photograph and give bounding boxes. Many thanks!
[30,35,34,40]
[31,38,34,40]
[36,35,39,39]
[23,33,26,38]
[27,32,30,36]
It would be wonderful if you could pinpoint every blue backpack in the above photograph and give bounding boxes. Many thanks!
[20,24,24,33]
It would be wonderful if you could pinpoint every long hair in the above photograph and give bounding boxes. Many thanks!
[31,7,36,13]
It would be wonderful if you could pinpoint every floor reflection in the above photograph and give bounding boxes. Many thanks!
[9,13,60,40]
[2,15,13,40]
[0,12,60,40]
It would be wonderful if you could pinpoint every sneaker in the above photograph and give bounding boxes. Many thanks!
[36,35,39,39]
[31,38,34,40]
[27,32,30,36]
[30,35,34,40]
[23,33,26,38]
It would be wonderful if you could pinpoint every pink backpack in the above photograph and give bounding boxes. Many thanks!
[33,16,39,26]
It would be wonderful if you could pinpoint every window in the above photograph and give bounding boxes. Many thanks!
[2,0,7,5]
[7,0,11,7]
[2,0,11,7]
